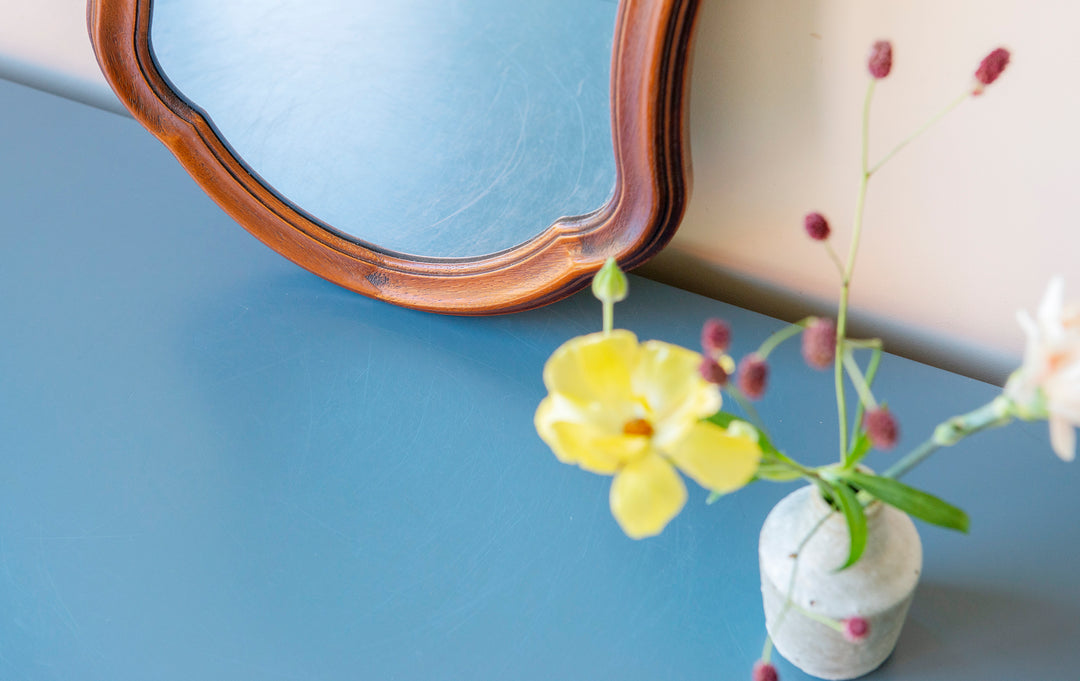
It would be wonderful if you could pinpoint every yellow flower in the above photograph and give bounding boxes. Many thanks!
[534,330,761,538]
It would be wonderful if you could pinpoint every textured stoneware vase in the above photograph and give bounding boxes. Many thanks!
[759,486,922,680]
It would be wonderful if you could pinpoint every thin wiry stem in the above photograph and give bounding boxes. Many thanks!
[868,89,971,176]
[834,79,877,461]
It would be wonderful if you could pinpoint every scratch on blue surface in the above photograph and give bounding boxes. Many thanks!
[211,350,311,386]
[35,537,89,655]
[425,59,530,233]
[201,648,319,681]
[360,341,373,401]
[723,615,751,662]
[405,375,439,450]
[34,535,139,541]
[543,62,587,197]
[282,500,354,547]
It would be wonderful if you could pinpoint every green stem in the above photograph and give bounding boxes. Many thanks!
[761,635,774,664]
[844,338,883,350]
[849,344,882,454]
[882,398,1013,478]
[768,453,820,480]
[842,350,878,410]
[727,386,771,438]
[771,510,832,641]
[789,601,845,632]
[868,89,971,176]
[834,80,877,461]
[602,300,613,335]
[757,318,814,360]
[825,242,846,277]
[882,436,939,480]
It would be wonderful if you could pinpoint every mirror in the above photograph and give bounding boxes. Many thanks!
[89,0,699,313]
[150,0,618,259]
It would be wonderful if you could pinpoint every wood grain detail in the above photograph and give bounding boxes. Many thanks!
[87,0,701,315]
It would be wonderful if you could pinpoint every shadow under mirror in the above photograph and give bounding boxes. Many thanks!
[148,0,618,259]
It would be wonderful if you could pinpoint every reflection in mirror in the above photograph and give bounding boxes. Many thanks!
[149,0,618,259]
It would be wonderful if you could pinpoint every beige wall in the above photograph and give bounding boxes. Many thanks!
[642,0,1079,383]
[2,1,1074,383]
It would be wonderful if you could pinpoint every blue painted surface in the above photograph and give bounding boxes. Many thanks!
[1,78,1078,680]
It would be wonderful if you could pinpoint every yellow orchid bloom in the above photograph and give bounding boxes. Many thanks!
[535,330,761,539]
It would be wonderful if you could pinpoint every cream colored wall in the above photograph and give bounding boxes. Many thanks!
[0,0,124,113]
[2,1,1074,383]
[641,0,1079,383]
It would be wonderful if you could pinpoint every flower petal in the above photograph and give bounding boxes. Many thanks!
[666,421,760,494]
[543,330,639,407]
[1039,277,1065,331]
[609,454,687,539]
[535,396,647,474]
[633,340,721,446]
[1049,415,1076,462]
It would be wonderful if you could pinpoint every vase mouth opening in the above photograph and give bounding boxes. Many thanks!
[809,482,884,520]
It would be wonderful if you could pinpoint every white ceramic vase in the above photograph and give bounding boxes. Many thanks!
[759,485,922,680]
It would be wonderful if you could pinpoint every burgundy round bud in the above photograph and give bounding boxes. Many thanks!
[737,354,769,400]
[752,660,779,681]
[701,318,732,355]
[867,41,893,79]
[801,317,837,370]
[804,212,831,241]
[699,357,729,386]
[865,407,899,450]
[843,616,871,643]
[974,47,1010,90]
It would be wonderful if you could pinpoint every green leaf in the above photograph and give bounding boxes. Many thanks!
[842,471,969,533]
[706,412,779,456]
[845,431,872,468]
[754,462,804,482]
[831,482,867,570]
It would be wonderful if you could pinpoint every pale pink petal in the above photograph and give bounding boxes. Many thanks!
[1038,277,1064,321]
[1049,415,1076,462]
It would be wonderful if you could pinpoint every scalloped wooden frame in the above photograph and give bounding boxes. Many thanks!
[88,0,700,314]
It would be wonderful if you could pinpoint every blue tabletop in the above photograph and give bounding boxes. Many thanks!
[2,78,1078,680]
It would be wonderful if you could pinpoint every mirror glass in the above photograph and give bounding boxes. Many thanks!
[149,0,618,259]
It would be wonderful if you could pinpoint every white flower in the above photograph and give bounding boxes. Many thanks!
[1005,277,1080,461]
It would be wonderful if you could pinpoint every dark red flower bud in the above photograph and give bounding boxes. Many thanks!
[752,660,779,681]
[975,47,1010,88]
[699,357,729,386]
[865,408,899,450]
[701,318,732,355]
[801,318,837,369]
[738,354,769,400]
[844,616,871,642]
[804,212,831,241]
[867,41,893,79]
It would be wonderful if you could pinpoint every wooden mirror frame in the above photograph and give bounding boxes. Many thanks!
[87,0,700,314]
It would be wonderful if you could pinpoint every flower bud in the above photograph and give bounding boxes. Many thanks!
[738,354,769,400]
[726,419,760,442]
[843,616,871,642]
[804,212,831,241]
[752,660,779,681]
[974,47,1010,93]
[699,357,729,386]
[801,317,837,369]
[867,41,893,79]
[592,257,628,305]
[701,318,732,355]
[865,407,899,449]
